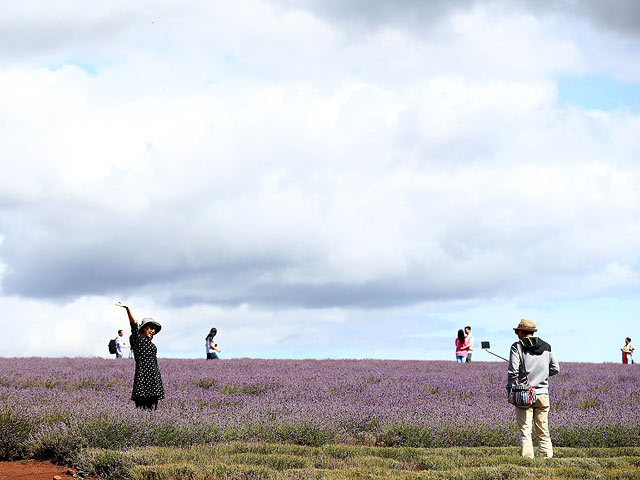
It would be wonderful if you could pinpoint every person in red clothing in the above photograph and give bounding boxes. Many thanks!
[622,337,635,364]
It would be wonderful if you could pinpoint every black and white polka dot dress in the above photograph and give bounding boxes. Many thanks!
[129,322,165,401]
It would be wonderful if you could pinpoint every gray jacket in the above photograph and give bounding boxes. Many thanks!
[507,337,559,395]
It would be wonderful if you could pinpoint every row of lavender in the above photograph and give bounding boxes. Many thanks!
[0,358,638,459]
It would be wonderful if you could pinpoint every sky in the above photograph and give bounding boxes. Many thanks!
[1,0,640,362]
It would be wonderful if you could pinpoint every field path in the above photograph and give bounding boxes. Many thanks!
[0,460,97,480]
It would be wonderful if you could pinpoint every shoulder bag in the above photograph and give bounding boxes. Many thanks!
[508,343,537,408]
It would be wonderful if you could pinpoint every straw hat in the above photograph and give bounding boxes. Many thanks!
[513,318,537,332]
[139,317,162,334]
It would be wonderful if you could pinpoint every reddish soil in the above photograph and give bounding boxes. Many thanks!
[0,460,98,480]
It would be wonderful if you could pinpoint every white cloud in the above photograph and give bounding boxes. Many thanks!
[1,0,639,360]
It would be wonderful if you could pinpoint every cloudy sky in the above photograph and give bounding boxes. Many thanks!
[1,0,640,362]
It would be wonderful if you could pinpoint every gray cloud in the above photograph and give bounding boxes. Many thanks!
[279,0,640,39]
[0,12,134,64]
[525,0,640,36]
[166,277,494,309]
[276,0,475,30]
[0,202,497,308]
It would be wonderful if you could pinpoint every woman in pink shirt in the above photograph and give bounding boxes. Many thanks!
[455,329,470,363]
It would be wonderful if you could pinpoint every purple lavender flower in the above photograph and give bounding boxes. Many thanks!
[0,358,637,454]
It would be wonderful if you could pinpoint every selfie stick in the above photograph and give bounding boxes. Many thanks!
[481,340,509,362]
[485,350,509,362]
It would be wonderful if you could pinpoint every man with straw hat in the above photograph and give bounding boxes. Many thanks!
[507,318,560,458]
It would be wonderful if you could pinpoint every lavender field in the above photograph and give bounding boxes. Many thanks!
[0,358,638,462]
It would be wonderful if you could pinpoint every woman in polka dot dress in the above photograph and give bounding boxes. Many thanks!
[116,301,165,410]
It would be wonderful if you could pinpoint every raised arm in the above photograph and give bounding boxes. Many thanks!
[116,301,137,324]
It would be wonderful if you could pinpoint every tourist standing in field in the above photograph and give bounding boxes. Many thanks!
[206,328,222,359]
[464,326,474,363]
[114,329,129,359]
[455,329,469,363]
[116,301,165,410]
[622,337,635,364]
[507,318,559,458]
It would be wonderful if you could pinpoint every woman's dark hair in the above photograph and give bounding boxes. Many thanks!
[206,328,217,340]
[457,329,465,342]
[627,337,632,343]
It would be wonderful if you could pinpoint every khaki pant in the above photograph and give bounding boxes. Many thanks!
[515,393,552,458]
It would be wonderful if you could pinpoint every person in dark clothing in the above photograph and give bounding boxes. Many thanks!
[507,318,559,458]
[116,301,165,410]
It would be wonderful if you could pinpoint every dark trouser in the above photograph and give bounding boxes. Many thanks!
[116,353,123,358]
[466,353,472,363]
[134,398,159,410]
[207,352,219,359]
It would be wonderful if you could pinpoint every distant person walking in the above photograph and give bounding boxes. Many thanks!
[115,329,129,359]
[622,337,635,364]
[464,326,474,363]
[455,329,470,363]
[507,318,560,459]
[116,301,165,410]
[206,328,222,359]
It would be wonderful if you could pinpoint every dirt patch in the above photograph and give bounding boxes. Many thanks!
[0,460,98,480]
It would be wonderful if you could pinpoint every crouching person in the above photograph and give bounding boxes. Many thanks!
[507,319,559,458]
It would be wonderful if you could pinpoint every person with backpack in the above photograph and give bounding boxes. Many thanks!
[507,318,560,458]
[114,330,129,358]
[206,328,222,359]
[116,301,165,410]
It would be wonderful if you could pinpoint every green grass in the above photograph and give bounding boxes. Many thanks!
[73,443,640,480]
